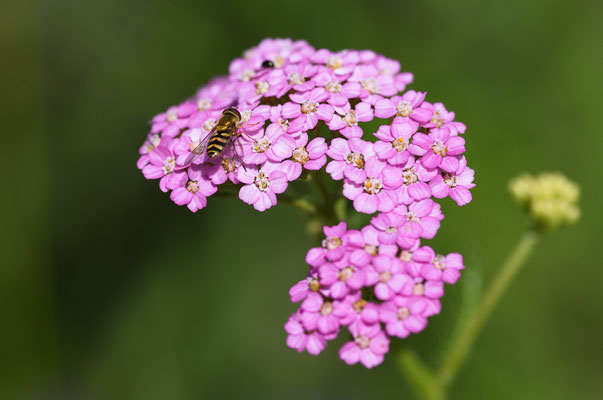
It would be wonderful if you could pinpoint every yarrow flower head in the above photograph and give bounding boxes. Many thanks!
[137,38,475,368]
[509,172,580,232]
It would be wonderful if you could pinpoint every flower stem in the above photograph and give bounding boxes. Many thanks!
[308,169,339,224]
[398,348,445,400]
[436,230,540,387]
[279,194,319,215]
[314,169,334,206]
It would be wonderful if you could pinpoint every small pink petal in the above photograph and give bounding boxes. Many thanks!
[286,334,307,353]
[374,99,396,118]
[354,193,378,214]
[339,342,360,365]
[421,152,442,169]
[359,349,384,369]
[306,334,326,355]
[450,186,472,206]
[440,156,460,173]
[239,184,260,205]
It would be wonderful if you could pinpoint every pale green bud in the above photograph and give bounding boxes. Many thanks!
[509,172,580,232]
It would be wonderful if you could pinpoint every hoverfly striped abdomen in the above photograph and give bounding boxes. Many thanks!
[206,107,241,159]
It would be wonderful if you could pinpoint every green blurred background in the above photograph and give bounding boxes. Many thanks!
[2,0,602,398]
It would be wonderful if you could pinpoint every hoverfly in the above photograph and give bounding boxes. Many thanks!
[181,61,274,167]
[182,107,254,167]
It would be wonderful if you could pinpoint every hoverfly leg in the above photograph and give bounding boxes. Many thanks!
[238,130,254,141]
[229,136,248,172]
[237,120,261,141]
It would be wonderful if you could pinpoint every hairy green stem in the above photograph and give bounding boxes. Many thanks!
[334,197,348,222]
[435,230,540,387]
[398,230,540,400]
[314,170,334,205]
[398,348,445,400]
[278,194,319,215]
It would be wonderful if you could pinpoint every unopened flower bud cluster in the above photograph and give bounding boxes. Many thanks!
[509,172,579,231]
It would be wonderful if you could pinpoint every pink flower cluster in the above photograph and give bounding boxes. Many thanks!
[136,39,475,368]
[285,219,466,368]
[137,38,474,213]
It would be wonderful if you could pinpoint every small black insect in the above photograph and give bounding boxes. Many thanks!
[261,59,275,68]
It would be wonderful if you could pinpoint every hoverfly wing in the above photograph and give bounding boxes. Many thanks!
[181,127,215,167]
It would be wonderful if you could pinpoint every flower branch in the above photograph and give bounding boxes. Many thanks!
[398,172,580,400]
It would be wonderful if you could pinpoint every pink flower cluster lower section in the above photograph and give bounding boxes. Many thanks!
[286,221,464,368]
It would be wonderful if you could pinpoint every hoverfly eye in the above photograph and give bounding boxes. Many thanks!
[261,60,275,68]
[227,107,241,120]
